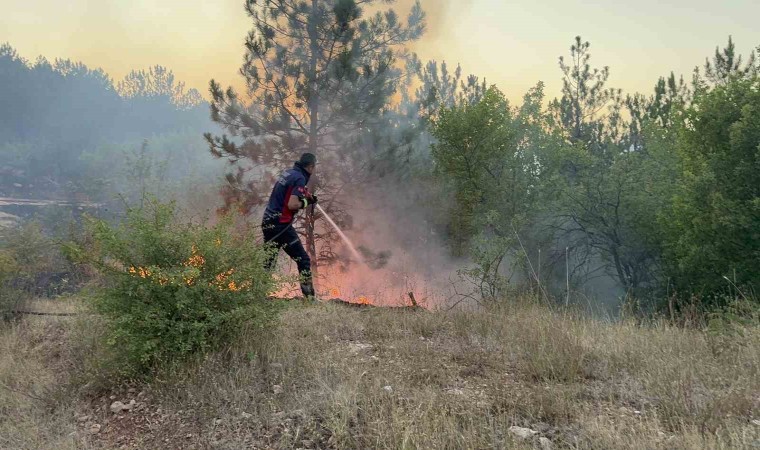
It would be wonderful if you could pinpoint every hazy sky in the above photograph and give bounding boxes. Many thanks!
[2,0,758,103]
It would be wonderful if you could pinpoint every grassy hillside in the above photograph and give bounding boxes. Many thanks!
[1,297,759,449]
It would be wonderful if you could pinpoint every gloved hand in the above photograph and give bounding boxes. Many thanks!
[300,194,317,209]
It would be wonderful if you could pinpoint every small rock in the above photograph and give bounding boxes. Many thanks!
[88,423,102,434]
[76,415,90,423]
[348,342,373,353]
[633,410,641,415]
[186,433,193,439]
[13,183,22,188]
[383,385,393,393]
[273,385,284,394]
[109,395,116,400]
[122,399,137,411]
[214,418,223,426]
[241,412,252,419]
[752,419,760,427]
[110,401,126,413]
[539,436,554,450]
[127,388,136,394]
[508,426,537,440]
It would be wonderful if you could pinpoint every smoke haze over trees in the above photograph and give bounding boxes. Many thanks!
[0,43,218,203]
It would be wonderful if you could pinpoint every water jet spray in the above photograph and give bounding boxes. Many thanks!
[315,204,364,265]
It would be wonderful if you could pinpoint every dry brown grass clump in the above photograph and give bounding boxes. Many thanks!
[1,297,759,449]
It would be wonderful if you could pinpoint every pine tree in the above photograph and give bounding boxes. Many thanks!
[552,36,622,155]
[704,36,757,85]
[117,65,203,109]
[205,0,425,271]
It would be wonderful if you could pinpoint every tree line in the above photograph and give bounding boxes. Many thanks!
[0,44,214,201]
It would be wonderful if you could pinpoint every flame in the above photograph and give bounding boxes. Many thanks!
[126,245,249,292]
[355,296,372,305]
[184,245,206,268]
[329,287,341,298]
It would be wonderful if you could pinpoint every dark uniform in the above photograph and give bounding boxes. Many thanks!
[262,159,315,296]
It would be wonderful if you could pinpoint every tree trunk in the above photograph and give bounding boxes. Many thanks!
[304,0,320,282]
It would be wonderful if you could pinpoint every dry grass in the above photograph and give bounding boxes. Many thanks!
[0,316,78,449]
[1,297,759,449]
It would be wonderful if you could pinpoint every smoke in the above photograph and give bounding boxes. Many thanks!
[316,179,467,308]
[373,0,476,48]
[271,165,468,308]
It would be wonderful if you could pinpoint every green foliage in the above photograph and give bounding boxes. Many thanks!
[0,222,56,279]
[431,87,544,246]
[662,75,760,300]
[0,220,76,299]
[552,36,624,151]
[76,199,279,375]
[431,86,553,297]
[0,250,17,284]
[431,87,513,249]
[703,36,757,86]
[0,221,64,313]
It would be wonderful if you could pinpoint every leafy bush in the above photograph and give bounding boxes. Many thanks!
[73,199,278,375]
[1,221,74,316]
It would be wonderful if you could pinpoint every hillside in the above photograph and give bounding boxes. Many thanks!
[2,297,758,449]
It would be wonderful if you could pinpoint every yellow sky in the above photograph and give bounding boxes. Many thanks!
[2,0,758,103]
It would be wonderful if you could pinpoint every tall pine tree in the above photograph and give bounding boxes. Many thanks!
[205,0,425,272]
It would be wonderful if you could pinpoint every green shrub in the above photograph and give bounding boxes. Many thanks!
[1,221,65,315]
[75,199,278,375]
[0,249,20,316]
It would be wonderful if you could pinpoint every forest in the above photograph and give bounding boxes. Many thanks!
[2,26,756,312]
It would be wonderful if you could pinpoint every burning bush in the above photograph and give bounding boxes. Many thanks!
[73,199,278,376]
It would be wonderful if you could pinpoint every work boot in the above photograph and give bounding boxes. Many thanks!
[300,281,316,299]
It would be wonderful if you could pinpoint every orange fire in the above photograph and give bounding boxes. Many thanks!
[355,296,372,305]
[126,245,251,292]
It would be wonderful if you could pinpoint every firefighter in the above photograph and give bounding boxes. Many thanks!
[262,153,318,297]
